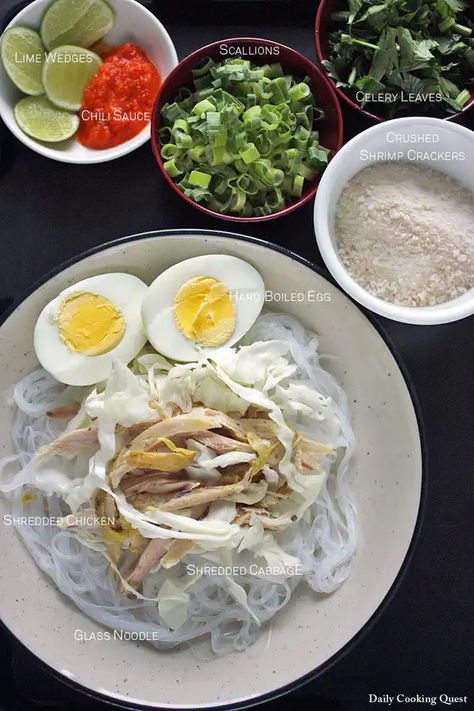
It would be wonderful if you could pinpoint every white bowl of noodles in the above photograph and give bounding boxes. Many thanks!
[0,230,423,708]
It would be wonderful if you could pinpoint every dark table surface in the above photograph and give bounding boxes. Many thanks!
[0,2,473,710]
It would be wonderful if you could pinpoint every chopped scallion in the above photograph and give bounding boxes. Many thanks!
[160,57,329,217]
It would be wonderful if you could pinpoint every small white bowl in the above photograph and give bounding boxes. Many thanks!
[0,0,178,163]
[314,117,474,325]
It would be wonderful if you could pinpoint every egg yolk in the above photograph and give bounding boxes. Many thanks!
[174,276,236,347]
[58,292,126,356]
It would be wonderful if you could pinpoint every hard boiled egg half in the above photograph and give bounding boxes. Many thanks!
[34,274,148,386]
[142,255,265,361]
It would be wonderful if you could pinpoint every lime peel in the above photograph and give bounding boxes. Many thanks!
[41,0,115,51]
[1,26,46,95]
[42,45,102,112]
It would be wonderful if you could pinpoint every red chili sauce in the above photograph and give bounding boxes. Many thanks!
[78,43,161,150]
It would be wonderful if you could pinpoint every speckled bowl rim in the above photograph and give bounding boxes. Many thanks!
[0,229,427,710]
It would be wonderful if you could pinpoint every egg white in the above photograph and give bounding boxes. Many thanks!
[142,255,265,362]
[34,273,148,386]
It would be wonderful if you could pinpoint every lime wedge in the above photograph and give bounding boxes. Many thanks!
[14,95,79,142]
[41,0,114,51]
[42,45,101,111]
[1,27,46,95]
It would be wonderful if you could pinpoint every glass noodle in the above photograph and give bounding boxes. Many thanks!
[0,314,357,655]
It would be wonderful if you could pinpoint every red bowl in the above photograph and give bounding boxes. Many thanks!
[315,0,474,123]
[151,37,343,223]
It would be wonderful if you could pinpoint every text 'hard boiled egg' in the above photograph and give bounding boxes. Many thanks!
[34,274,148,385]
[142,255,265,361]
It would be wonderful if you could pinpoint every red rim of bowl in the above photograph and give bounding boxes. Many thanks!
[314,0,474,123]
[151,37,344,223]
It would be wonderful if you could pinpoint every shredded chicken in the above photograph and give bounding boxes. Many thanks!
[127,482,200,511]
[46,403,81,421]
[152,459,259,512]
[54,400,334,589]
[121,471,183,495]
[235,506,291,530]
[190,503,209,519]
[109,409,240,488]
[128,480,199,498]
[38,419,162,461]
[232,510,251,526]
[123,538,169,591]
[127,408,241,451]
[39,426,99,458]
[114,419,162,452]
[123,419,162,440]
[191,431,253,453]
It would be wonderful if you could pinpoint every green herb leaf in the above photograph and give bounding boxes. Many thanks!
[369,28,399,81]
[327,0,473,116]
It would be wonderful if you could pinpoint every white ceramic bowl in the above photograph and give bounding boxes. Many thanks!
[0,230,423,708]
[314,117,474,325]
[0,0,178,163]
